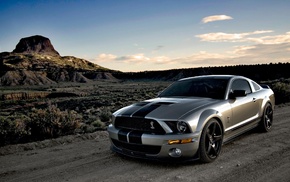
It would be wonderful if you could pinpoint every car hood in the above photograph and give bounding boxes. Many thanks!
[114,97,220,120]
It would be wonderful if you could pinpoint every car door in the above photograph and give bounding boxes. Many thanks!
[229,79,260,128]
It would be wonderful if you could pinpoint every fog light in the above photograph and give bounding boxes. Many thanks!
[168,139,180,145]
[169,148,182,157]
[181,138,192,144]
[168,138,192,145]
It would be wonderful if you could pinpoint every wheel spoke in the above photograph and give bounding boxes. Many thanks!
[211,123,216,135]
[266,118,272,128]
[267,108,273,117]
[211,145,218,156]
[206,143,218,157]
[268,110,273,116]
[206,142,212,154]
[206,131,212,139]
[265,107,273,129]
[213,134,222,142]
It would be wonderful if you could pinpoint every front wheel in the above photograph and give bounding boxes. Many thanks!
[199,119,223,163]
[259,103,273,132]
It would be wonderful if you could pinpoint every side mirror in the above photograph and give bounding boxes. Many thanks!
[229,90,247,99]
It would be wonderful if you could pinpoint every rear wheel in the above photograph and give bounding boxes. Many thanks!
[259,103,273,132]
[199,119,223,163]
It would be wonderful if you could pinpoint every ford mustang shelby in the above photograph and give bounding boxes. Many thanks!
[107,75,275,162]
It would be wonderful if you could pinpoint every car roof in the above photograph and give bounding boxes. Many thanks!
[178,75,240,81]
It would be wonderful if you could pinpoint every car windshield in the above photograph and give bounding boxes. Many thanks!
[159,77,230,99]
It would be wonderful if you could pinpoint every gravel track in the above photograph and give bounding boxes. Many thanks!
[0,105,289,182]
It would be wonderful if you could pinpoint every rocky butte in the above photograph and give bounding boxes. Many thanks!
[0,35,115,86]
[13,35,60,56]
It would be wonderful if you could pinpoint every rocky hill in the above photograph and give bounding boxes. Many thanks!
[0,35,116,86]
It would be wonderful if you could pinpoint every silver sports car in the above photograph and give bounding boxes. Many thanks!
[107,75,275,162]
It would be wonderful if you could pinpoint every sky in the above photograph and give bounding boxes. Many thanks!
[0,0,290,72]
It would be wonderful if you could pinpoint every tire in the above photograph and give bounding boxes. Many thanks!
[259,103,273,132]
[199,118,223,163]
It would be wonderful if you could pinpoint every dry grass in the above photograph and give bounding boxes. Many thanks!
[0,80,170,146]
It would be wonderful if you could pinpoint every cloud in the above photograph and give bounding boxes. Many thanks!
[92,53,117,63]
[172,51,233,66]
[229,43,290,64]
[196,30,273,42]
[151,56,172,64]
[202,15,233,24]
[90,32,290,71]
[248,31,290,44]
[116,53,150,63]
[92,43,290,71]
[233,43,290,58]
[175,43,290,66]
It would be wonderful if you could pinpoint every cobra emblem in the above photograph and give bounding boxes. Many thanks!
[150,121,155,129]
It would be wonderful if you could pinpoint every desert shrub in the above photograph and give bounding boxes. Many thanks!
[92,118,106,129]
[28,103,81,140]
[271,82,290,104]
[99,108,112,122]
[61,110,82,134]
[79,124,96,133]
[0,114,31,146]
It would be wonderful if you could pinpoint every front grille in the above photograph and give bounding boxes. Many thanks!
[115,117,165,134]
[112,139,161,155]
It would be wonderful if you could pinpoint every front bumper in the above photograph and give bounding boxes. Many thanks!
[107,124,201,160]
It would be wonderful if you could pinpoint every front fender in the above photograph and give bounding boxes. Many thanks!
[195,109,223,132]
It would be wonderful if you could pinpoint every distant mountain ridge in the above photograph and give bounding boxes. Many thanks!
[0,35,116,86]
[113,63,290,82]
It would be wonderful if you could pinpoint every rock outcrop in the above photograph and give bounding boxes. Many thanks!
[13,35,60,56]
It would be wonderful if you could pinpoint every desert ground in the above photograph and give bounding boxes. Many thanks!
[0,81,290,182]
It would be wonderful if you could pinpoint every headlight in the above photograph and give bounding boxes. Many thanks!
[177,121,188,133]
[165,121,190,133]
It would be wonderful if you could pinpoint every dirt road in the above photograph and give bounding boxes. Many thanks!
[0,105,290,182]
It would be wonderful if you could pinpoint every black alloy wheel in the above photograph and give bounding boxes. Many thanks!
[259,103,273,132]
[199,119,223,163]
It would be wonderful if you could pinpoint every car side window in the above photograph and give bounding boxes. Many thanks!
[252,81,261,91]
[230,79,252,94]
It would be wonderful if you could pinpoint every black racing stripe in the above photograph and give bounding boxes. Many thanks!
[121,102,151,116]
[118,129,130,142]
[128,131,142,144]
[132,104,161,117]
[121,107,140,116]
